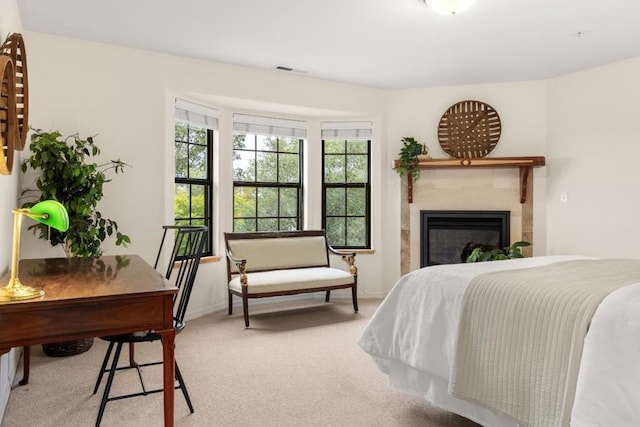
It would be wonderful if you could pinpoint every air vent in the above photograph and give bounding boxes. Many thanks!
[274,65,294,72]
[272,65,307,74]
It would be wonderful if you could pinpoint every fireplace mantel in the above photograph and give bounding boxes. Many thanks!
[392,156,546,203]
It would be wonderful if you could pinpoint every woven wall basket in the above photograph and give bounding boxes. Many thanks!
[437,100,502,159]
[0,55,16,175]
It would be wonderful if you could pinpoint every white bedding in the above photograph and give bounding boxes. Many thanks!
[358,256,640,427]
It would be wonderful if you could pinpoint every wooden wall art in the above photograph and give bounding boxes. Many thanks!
[0,55,16,175]
[1,33,29,151]
[437,100,501,159]
[0,33,29,175]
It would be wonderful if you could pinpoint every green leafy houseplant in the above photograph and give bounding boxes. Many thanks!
[465,241,532,263]
[21,129,131,258]
[396,136,423,182]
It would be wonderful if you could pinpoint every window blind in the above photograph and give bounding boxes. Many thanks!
[321,121,372,139]
[175,98,219,129]
[233,114,307,139]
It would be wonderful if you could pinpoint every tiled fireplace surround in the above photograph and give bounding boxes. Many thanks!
[400,167,534,275]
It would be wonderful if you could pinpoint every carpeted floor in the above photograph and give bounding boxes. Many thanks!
[2,298,480,426]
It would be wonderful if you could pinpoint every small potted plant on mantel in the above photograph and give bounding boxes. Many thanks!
[395,136,423,182]
[21,128,131,357]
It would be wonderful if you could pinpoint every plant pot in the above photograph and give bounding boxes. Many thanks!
[42,337,94,357]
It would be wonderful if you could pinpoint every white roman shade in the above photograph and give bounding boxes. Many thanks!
[321,121,372,139]
[175,98,219,129]
[233,114,307,139]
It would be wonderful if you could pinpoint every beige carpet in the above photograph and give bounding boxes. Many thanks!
[2,298,480,427]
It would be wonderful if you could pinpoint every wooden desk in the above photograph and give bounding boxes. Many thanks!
[0,255,178,427]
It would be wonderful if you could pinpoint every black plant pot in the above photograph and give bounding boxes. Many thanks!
[42,337,94,357]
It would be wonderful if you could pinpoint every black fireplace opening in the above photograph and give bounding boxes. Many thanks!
[420,210,510,267]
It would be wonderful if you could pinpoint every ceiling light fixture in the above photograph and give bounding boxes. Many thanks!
[424,0,477,15]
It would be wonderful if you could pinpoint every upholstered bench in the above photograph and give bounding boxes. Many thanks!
[224,230,358,327]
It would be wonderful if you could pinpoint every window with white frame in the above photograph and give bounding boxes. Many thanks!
[232,114,306,232]
[321,122,372,249]
[174,99,217,255]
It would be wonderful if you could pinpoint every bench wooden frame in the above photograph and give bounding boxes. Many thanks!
[224,230,358,327]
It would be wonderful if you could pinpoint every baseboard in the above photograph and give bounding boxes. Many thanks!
[185,292,384,322]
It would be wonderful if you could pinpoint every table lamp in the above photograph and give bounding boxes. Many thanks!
[0,200,69,301]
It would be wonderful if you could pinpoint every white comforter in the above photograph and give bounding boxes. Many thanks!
[358,256,640,427]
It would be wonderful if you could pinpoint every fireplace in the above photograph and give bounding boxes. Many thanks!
[420,210,510,267]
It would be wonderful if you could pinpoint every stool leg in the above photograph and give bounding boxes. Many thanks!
[93,342,115,395]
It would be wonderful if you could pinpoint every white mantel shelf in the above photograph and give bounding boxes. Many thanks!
[392,156,546,204]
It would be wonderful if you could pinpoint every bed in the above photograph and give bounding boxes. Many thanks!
[358,255,640,427]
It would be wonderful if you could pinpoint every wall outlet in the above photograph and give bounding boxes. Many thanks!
[560,192,568,203]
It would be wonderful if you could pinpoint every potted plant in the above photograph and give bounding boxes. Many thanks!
[21,128,131,356]
[465,241,532,263]
[396,136,423,182]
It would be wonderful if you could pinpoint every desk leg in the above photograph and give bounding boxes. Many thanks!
[18,346,30,385]
[160,329,176,427]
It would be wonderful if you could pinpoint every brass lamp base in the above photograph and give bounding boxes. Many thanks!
[0,278,44,301]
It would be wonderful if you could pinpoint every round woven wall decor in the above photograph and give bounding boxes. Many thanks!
[1,33,28,151]
[437,100,501,158]
[0,55,16,175]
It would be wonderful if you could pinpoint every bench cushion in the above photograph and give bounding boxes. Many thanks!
[227,236,329,273]
[229,267,354,294]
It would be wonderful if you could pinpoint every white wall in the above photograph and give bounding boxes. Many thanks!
[546,57,640,257]
[21,32,389,320]
[0,0,25,419]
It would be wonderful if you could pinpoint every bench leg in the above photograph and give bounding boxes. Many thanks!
[352,285,359,312]
[325,290,330,302]
[242,294,250,328]
[228,290,233,315]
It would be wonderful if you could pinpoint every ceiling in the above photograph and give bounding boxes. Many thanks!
[16,0,640,90]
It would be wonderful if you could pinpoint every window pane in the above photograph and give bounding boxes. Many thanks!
[280,188,298,217]
[279,153,299,183]
[190,184,205,218]
[189,143,208,179]
[279,218,298,231]
[347,187,366,216]
[346,154,367,183]
[278,137,299,153]
[256,152,277,182]
[346,140,367,154]
[257,187,278,217]
[324,155,345,183]
[326,217,346,247]
[188,127,206,144]
[257,135,276,151]
[233,133,254,150]
[234,218,256,232]
[324,140,344,154]
[175,142,188,178]
[233,150,255,181]
[234,187,256,218]
[175,183,190,220]
[346,217,366,247]
[175,123,188,142]
[257,218,278,231]
[326,188,345,216]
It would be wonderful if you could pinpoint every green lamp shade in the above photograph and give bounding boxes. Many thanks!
[26,200,69,232]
